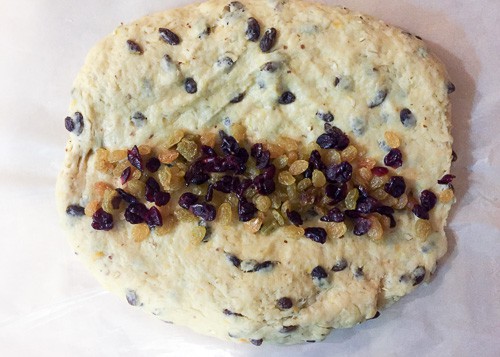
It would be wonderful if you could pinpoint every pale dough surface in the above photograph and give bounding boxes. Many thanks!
[56,0,453,344]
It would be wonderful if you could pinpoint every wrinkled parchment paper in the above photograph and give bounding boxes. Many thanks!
[0,0,498,356]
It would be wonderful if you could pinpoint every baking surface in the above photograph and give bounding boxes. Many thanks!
[0,0,498,356]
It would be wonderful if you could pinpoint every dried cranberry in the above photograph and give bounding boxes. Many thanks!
[219,130,240,155]
[353,217,371,236]
[246,17,261,42]
[253,174,275,195]
[311,266,328,279]
[376,206,396,228]
[278,91,296,104]
[184,77,198,94]
[325,161,352,184]
[320,207,345,222]
[185,161,210,185]
[127,145,144,172]
[238,198,257,222]
[325,183,348,203]
[178,192,199,209]
[322,124,350,150]
[213,176,233,193]
[384,176,406,198]
[145,177,161,202]
[384,149,403,168]
[159,28,180,45]
[66,204,85,216]
[200,156,225,173]
[420,190,437,211]
[125,202,148,224]
[146,157,161,172]
[438,174,456,184]
[145,206,163,228]
[304,227,327,244]
[344,210,363,219]
[201,145,217,157]
[286,210,303,226]
[371,166,389,176]
[190,203,217,221]
[115,188,138,204]
[64,112,84,135]
[412,204,429,220]
[120,167,131,185]
[91,208,114,230]
[233,178,252,197]
[222,155,246,174]
[260,28,277,52]
[261,164,276,179]
[154,191,170,206]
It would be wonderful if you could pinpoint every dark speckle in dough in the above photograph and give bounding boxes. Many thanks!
[368,89,388,108]
[126,290,140,306]
[279,325,298,333]
[126,40,143,54]
[250,339,263,346]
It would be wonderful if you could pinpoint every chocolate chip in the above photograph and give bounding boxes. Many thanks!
[159,28,180,45]
[126,40,143,54]
[332,259,348,272]
[279,325,298,333]
[184,77,198,94]
[126,290,139,306]
[316,111,334,122]
[276,297,293,310]
[246,17,261,41]
[311,266,328,279]
[304,227,327,244]
[230,92,245,103]
[400,108,416,127]
[368,89,388,108]
[250,339,263,346]
[278,91,296,104]
[91,208,114,231]
[66,204,85,216]
[260,28,277,52]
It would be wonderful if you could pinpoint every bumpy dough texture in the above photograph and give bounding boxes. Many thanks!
[57,0,454,344]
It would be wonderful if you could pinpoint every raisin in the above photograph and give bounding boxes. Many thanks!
[227,254,241,267]
[116,188,138,204]
[317,126,349,150]
[189,203,216,221]
[146,158,161,173]
[279,325,298,333]
[125,202,148,224]
[223,309,243,317]
[332,259,348,272]
[91,208,114,231]
[238,198,257,222]
[353,217,371,236]
[304,227,327,244]
[412,204,429,220]
[260,28,277,52]
[66,204,85,216]
[384,176,406,198]
[325,161,352,184]
[286,210,303,226]
[400,108,416,127]
[278,91,296,104]
[126,290,139,306]
[246,17,261,41]
[420,190,437,211]
[384,148,403,168]
[126,40,143,54]
[371,166,389,176]
[159,28,180,45]
[311,266,328,279]
[145,206,163,228]
[412,266,426,285]
[438,174,455,185]
[64,112,84,135]
[184,77,198,94]
[260,61,280,72]
[320,207,345,222]
[276,297,293,310]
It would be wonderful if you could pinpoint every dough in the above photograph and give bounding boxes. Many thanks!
[56,0,456,345]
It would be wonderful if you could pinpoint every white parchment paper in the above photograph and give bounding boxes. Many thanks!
[0,0,498,356]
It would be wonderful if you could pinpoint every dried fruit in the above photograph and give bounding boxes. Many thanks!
[276,297,293,310]
[420,190,437,211]
[184,77,198,94]
[190,203,216,221]
[325,222,347,239]
[289,160,309,175]
[255,195,272,212]
[278,171,296,185]
[320,207,345,222]
[192,226,207,241]
[178,192,199,209]
[415,219,432,240]
[304,227,327,244]
[246,17,261,41]
[439,189,454,203]
[66,204,85,217]
[353,217,371,236]
[312,170,326,187]
[311,266,328,279]
[384,148,403,168]
[384,176,406,198]
[132,223,150,243]
[367,217,384,241]
[384,131,401,149]
[91,208,114,231]
[325,162,352,184]
[64,112,84,135]
[438,174,456,185]
[286,210,303,226]
[400,108,417,127]
[316,111,334,122]
[127,145,144,171]
[159,28,180,45]
[271,210,285,226]
[146,158,161,172]
[238,198,257,222]
[412,204,429,220]
[278,91,296,105]
[341,145,358,162]
[260,28,277,52]
[371,166,389,177]
[368,89,388,108]
[244,217,263,233]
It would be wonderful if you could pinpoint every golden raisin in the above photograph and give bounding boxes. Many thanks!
[289,160,309,175]
[367,217,384,241]
[272,210,285,225]
[161,130,185,150]
[176,139,199,162]
[326,222,347,239]
[218,202,233,226]
[255,195,272,212]
[156,215,177,236]
[278,171,296,186]
[174,207,197,222]
[439,189,454,203]
[158,149,179,164]
[192,226,207,241]
[265,143,285,158]
[286,184,298,201]
[244,217,263,233]
[394,194,409,209]
[359,167,373,182]
[108,149,127,163]
[200,132,216,147]
[287,150,299,164]
[231,123,246,142]
[138,145,151,156]
[94,181,112,200]
[297,178,312,192]
[384,131,401,149]
[126,179,145,198]
[157,166,172,190]
[283,225,305,238]
[102,189,119,213]
[113,161,130,177]
[357,157,377,169]
[85,200,101,217]
[270,193,282,209]
[312,170,326,188]
[277,136,299,152]
[324,150,341,165]
[372,188,389,200]
[273,155,289,169]
[415,219,432,241]
[383,196,398,207]
[341,145,358,162]
[370,176,387,190]
[95,148,112,173]
[280,200,292,216]
[345,188,359,210]
[132,223,150,243]
[131,167,142,180]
